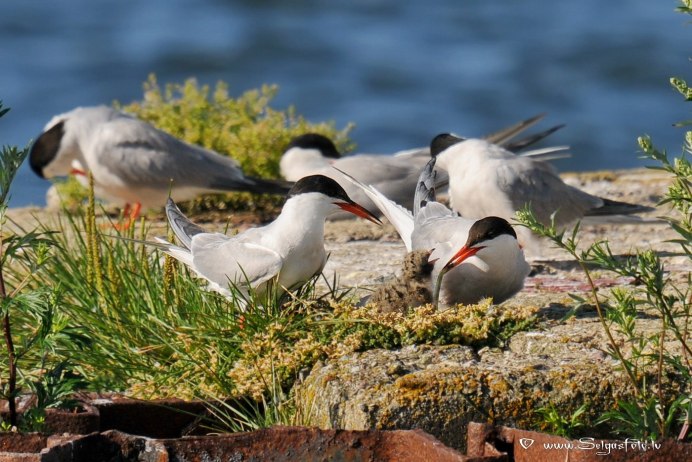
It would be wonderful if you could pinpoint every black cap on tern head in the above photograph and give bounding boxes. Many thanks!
[444,216,518,270]
[287,174,382,224]
[465,216,517,248]
[287,174,351,202]
[430,133,465,157]
[29,121,65,178]
[285,133,341,159]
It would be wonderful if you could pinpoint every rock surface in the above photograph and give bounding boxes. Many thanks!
[306,168,686,450]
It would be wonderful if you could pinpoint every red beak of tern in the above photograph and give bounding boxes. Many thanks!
[444,245,486,269]
[336,201,382,225]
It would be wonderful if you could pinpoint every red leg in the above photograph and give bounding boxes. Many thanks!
[112,203,136,231]
[128,202,142,226]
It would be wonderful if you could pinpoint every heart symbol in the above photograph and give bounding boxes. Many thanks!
[519,438,535,450]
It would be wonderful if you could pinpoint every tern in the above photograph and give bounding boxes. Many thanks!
[153,174,380,302]
[431,134,655,252]
[337,159,530,308]
[280,115,570,220]
[280,133,431,220]
[29,105,293,224]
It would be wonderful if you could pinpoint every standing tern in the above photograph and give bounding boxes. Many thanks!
[154,174,380,301]
[280,115,570,220]
[431,134,655,252]
[337,159,530,308]
[29,105,292,223]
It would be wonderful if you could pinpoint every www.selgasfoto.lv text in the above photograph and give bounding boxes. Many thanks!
[542,438,662,456]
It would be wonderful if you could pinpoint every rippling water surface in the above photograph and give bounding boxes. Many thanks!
[0,0,689,207]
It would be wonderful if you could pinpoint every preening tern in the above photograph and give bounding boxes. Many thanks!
[281,115,569,220]
[430,134,655,253]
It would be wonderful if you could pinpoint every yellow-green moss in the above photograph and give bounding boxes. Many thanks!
[127,298,539,401]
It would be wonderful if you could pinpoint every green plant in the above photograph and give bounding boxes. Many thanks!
[517,199,690,440]
[0,102,86,432]
[516,108,691,442]
[119,75,354,179]
[536,403,588,438]
[24,180,539,430]
[517,4,692,440]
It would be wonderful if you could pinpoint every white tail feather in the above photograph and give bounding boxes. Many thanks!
[334,167,415,251]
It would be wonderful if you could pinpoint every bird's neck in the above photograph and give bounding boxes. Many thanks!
[271,195,329,241]
[280,148,330,181]
[434,148,460,173]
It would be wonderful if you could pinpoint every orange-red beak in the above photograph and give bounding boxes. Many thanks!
[444,245,485,269]
[70,167,87,176]
[336,201,381,225]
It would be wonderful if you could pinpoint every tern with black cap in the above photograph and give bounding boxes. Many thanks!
[154,174,381,301]
[29,105,293,225]
[430,134,655,254]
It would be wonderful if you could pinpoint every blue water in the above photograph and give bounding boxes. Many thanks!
[1,0,689,207]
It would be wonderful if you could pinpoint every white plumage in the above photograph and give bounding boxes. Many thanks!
[337,159,530,307]
[432,135,654,252]
[29,105,291,214]
[155,174,380,301]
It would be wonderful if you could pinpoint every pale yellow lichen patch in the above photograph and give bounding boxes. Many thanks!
[125,297,538,400]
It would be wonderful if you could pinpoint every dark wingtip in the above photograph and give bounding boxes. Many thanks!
[165,197,206,248]
[208,175,294,196]
[284,133,341,159]
[430,133,465,157]
[164,197,183,223]
[414,157,438,215]
[505,123,566,153]
[586,197,656,217]
[249,177,295,195]
[29,121,65,178]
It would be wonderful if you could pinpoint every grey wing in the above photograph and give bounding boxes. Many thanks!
[191,233,283,290]
[93,117,246,190]
[412,214,475,267]
[498,157,601,226]
[334,154,429,209]
[484,114,545,145]
[411,213,472,252]
[391,147,429,158]
[413,157,438,215]
[165,198,207,249]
